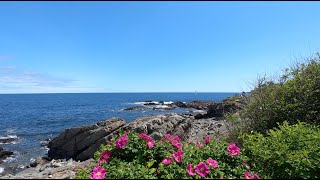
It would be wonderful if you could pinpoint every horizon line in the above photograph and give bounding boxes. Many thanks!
[0,91,243,95]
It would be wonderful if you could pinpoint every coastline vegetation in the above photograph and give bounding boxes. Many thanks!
[75,53,320,179]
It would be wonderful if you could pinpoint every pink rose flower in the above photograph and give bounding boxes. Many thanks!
[173,151,184,163]
[204,136,211,145]
[98,150,111,164]
[139,133,154,148]
[162,158,173,165]
[90,166,107,179]
[115,132,128,149]
[138,133,152,141]
[164,134,172,140]
[171,135,181,142]
[253,173,260,179]
[187,163,195,176]
[206,158,219,169]
[172,141,182,149]
[244,172,253,179]
[147,140,155,148]
[197,142,202,149]
[227,142,241,156]
[195,162,210,177]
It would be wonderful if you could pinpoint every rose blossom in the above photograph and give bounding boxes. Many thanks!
[206,158,219,169]
[173,151,184,163]
[204,136,211,145]
[164,134,172,140]
[98,150,111,164]
[253,173,260,179]
[147,140,155,148]
[139,133,154,148]
[162,158,173,165]
[187,163,195,176]
[90,166,107,179]
[115,132,128,149]
[195,162,210,177]
[197,142,202,149]
[244,172,253,179]
[227,142,241,156]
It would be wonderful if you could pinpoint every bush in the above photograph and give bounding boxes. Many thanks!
[242,121,320,179]
[237,53,320,133]
[75,130,261,179]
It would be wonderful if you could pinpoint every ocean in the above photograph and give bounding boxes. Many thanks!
[0,92,237,174]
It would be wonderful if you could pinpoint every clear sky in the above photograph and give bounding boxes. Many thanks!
[0,1,320,93]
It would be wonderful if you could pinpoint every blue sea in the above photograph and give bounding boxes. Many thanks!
[0,92,237,173]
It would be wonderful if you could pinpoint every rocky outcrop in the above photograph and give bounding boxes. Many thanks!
[0,157,94,179]
[123,106,149,111]
[48,117,125,161]
[205,101,244,118]
[123,101,215,111]
[173,101,187,108]
[47,113,228,162]
[0,147,14,164]
[185,101,216,110]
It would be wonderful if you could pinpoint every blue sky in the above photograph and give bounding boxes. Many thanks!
[0,1,320,93]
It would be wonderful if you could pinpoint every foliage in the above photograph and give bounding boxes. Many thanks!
[242,121,320,179]
[235,53,320,134]
[75,130,261,179]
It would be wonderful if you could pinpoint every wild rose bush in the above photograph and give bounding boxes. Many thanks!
[75,129,261,179]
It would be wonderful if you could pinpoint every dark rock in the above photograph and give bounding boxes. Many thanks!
[185,101,215,110]
[29,161,37,168]
[144,102,157,105]
[0,147,14,163]
[123,106,149,111]
[152,106,175,110]
[206,102,241,118]
[173,101,187,108]
[194,113,206,119]
[48,117,125,161]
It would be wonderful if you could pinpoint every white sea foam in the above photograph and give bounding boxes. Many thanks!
[0,167,4,174]
[3,156,15,163]
[163,101,174,105]
[192,110,206,113]
[0,135,19,144]
[154,105,169,109]
[134,101,173,105]
[0,135,18,139]
[41,147,50,151]
[133,102,147,105]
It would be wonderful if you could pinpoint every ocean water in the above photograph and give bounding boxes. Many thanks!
[0,92,237,173]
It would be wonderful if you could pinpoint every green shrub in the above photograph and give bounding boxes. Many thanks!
[242,121,320,179]
[75,130,261,179]
[237,53,320,133]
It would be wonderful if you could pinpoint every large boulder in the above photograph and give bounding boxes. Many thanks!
[206,102,243,118]
[48,117,125,161]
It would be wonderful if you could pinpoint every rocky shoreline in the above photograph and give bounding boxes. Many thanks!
[0,98,244,179]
